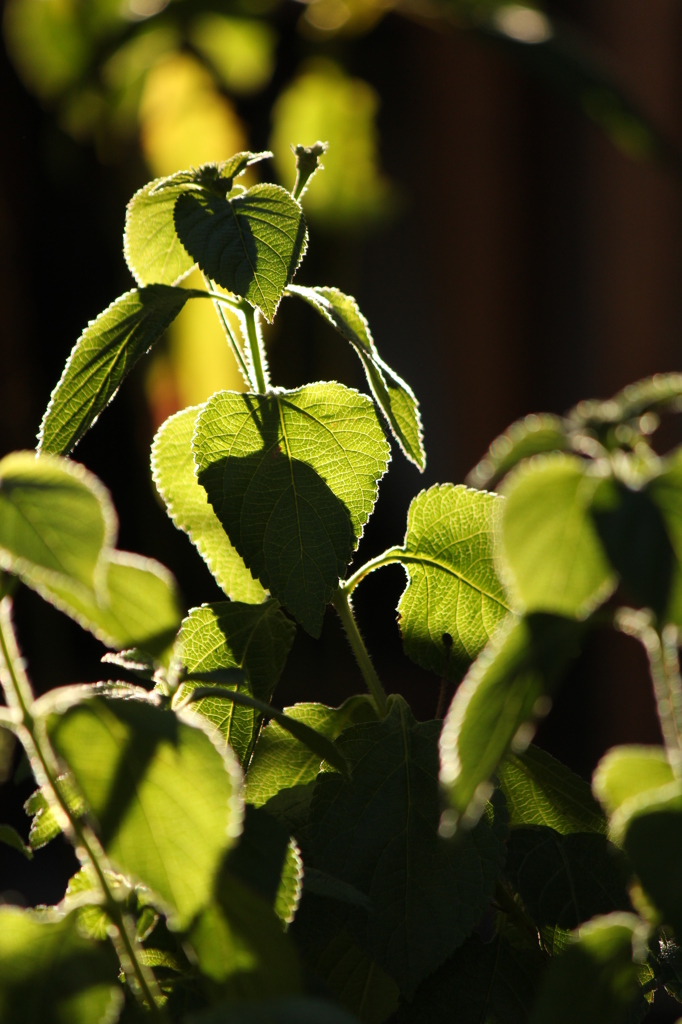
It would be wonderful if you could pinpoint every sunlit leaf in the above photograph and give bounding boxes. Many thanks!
[190,16,277,96]
[500,455,616,617]
[152,405,266,603]
[25,773,85,851]
[193,383,390,636]
[592,745,674,820]
[38,286,191,456]
[287,285,424,469]
[398,933,544,1024]
[306,695,507,996]
[173,600,295,763]
[0,906,122,1024]
[245,696,377,811]
[440,614,585,824]
[174,183,307,322]
[0,451,113,593]
[466,413,570,490]
[619,783,682,936]
[47,695,243,929]
[530,913,643,1024]
[498,744,606,835]
[393,483,512,680]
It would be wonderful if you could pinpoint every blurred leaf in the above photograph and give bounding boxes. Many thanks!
[25,773,85,851]
[39,287,191,456]
[227,805,302,926]
[506,827,631,931]
[271,60,393,227]
[0,451,113,593]
[500,455,616,618]
[0,825,32,860]
[303,929,399,1024]
[440,614,585,824]
[187,996,360,1024]
[466,413,570,490]
[619,783,682,936]
[0,906,122,1024]
[173,600,295,763]
[3,0,92,100]
[190,15,277,95]
[287,285,424,469]
[498,743,606,834]
[47,696,243,930]
[397,932,544,1024]
[39,549,182,660]
[306,695,507,997]
[152,405,266,603]
[592,745,674,820]
[645,447,682,627]
[394,484,512,680]
[193,384,389,636]
[530,913,642,1024]
[174,183,307,322]
[568,373,682,432]
[245,696,377,810]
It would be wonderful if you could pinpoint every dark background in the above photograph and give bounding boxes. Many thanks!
[1,2,682,976]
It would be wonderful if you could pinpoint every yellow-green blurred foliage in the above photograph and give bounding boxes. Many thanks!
[271,60,394,228]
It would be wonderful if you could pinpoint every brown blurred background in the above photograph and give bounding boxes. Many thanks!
[1,0,682,918]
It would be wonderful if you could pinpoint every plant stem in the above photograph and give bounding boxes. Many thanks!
[342,547,405,595]
[0,598,166,1019]
[239,302,269,394]
[332,587,388,717]
[200,276,253,388]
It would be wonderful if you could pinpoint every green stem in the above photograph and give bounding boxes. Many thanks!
[332,587,388,717]
[342,547,405,595]
[239,302,269,394]
[199,276,252,388]
[0,598,166,1019]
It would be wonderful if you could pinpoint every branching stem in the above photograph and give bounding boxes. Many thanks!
[0,598,166,1019]
[332,587,388,717]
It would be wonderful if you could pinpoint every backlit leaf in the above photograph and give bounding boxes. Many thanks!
[306,695,507,997]
[38,286,191,456]
[0,825,32,860]
[466,413,570,490]
[500,455,616,618]
[0,452,113,593]
[152,405,266,603]
[174,183,307,321]
[124,153,272,286]
[394,483,512,680]
[592,745,674,820]
[227,806,302,927]
[498,744,606,835]
[619,783,682,936]
[193,383,390,636]
[440,614,585,824]
[287,285,424,469]
[47,695,243,930]
[25,773,85,850]
[0,907,122,1024]
[173,600,295,762]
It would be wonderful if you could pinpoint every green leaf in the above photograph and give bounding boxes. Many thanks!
[569,372,682,432]
[304,929,399,1024]
[187,996,360,1024]
[47,695,243,929]
[123,153,272,286]
[592,745,674,820]
[506,827,631,931]
[397,933,544,1024]
[193,383,390,636]
[174,183,307,322]
[151,405,266,603]
[179,686,350,779]
[38,286,191,456]
[498,744,606,835]
[466,413,570,490]
[529,913,643,1024]
[245,696,377,810]
[287,285,425,469]
[0,451,114,593]
[0,907,122,1023]
[394,483,512,680]
[500,455,616,618]
[173,600,295,763]
[645,447,682,627]
[24,774,85,850]
[306,695,507,997]
[39,549,182,660]
[188,868,301,1000]
[227,805,302,927]
[619,783,682,935]
[0,825,32,860]
[440,614,585,824]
